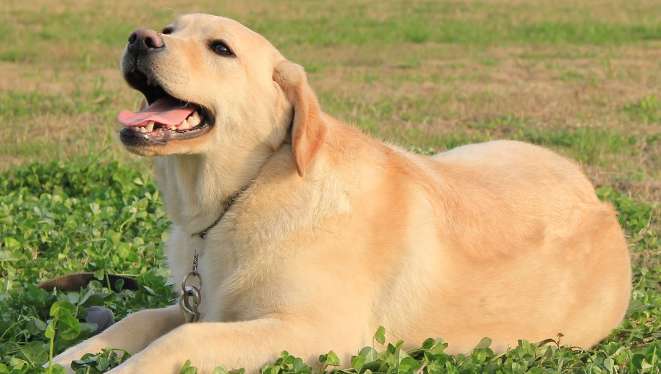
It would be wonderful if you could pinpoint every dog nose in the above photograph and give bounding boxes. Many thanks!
[127,29,164,54]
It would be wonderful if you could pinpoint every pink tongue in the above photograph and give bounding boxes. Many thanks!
[117,97,195,127]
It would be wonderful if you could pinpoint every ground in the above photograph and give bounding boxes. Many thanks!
[0,1,659,373]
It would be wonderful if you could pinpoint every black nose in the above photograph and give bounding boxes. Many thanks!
[127,28,164,54]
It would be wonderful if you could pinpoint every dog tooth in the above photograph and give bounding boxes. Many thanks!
[146,122,154,132]
[189,112,201,126]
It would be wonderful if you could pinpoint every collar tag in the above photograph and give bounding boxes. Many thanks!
[179,252,202,322]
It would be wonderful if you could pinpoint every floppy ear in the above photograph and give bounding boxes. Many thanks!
[273,61,327,177]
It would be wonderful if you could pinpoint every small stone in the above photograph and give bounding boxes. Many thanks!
[85,306,114,334]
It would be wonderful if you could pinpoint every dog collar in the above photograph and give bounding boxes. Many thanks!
[179,183,253,322]
[191,183,252,239]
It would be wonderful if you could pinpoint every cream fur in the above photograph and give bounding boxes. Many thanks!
[54,14,631,374]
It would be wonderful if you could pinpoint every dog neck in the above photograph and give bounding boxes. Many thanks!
[152,142,276,236]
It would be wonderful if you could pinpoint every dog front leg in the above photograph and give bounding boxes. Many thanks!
[53,305,184,371]
[108,317,363,374]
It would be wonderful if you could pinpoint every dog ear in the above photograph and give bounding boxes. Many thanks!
[273,61,327,177]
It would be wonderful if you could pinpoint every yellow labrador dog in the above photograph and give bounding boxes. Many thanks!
[54,14,631,373]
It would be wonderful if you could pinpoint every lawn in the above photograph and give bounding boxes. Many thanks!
[0,0,659,373]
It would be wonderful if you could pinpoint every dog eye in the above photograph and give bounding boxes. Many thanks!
[209,40,234,57]
[161,26,174,35]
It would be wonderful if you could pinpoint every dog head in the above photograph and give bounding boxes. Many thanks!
[119,14,326,176]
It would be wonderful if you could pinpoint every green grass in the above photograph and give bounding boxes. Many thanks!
[624,95,661,124]
[0,161,173,373]
[0,92,83,118]
[0,0,660,373]
[3,1,661,67]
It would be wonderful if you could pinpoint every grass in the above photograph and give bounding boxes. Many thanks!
[624,95,661,124]
[1,1,660,195]
[0,0,659,373]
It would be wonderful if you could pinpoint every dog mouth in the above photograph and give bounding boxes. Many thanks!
[118,70,214,146]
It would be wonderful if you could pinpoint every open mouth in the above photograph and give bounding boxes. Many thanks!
[118,70,214,146]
